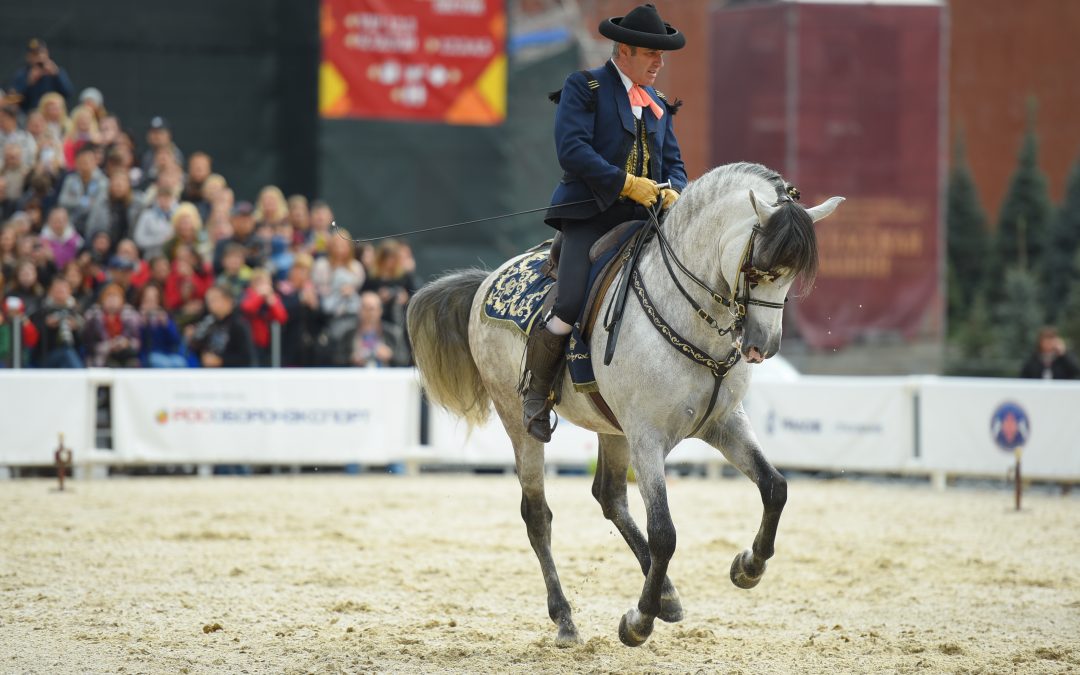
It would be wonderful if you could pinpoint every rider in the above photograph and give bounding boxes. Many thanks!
[520,3,688,442]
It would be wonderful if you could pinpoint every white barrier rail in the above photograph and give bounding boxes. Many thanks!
[1,370,1078,481]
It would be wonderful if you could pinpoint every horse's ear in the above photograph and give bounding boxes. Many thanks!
[805,196,845,223]
[748,190,777,225]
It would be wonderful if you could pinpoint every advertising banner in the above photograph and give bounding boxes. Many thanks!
[711,4,944,348]
[320,0,506,125]
[110,370,420,464]
[918,378,1080,479]
[740,377,916,472]
[0,372,91,464]
[794,5,944,348]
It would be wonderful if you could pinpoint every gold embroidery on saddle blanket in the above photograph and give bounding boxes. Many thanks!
[482,251,554,337]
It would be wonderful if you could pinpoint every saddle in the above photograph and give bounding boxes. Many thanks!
[536,219,644,340]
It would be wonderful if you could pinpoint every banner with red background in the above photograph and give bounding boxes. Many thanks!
[320,0,506,125]
[711,4,944,349]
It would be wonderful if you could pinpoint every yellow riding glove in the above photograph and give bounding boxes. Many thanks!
[621,174,660,208]
[660,188,680,210]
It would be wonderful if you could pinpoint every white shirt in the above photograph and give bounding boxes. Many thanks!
[610,60,642,120]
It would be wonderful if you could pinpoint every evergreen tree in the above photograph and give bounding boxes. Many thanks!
[945,138,990,332]
[1043,155,1080,320]
[995,103,1053,287]
[1059,249,1080,353]
[992,267,1043,365]
[954,291,995,363]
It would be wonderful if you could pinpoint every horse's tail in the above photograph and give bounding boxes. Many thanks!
[406,269,491,428]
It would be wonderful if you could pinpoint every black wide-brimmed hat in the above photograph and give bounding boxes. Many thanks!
[599,3,685,51]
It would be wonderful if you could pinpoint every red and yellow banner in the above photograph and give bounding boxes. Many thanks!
[320,0,506,125]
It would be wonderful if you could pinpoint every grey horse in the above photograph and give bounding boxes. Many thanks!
[407,162,844,647]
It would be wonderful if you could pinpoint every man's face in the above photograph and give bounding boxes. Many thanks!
[189,155,211,183]
[148,128,169,149]
[76,151,96,177]
[27,48,49,68]
[116,240,139,260]
[617,45,665,86]
[232,214,254,236]
[207,289,232,319]
[108,172,129,198]
[290,264,310,285]
[110,268,132,287]
[360,293,382,323]
[0,111,15,132]
[49,280,71,305]
[222,251,243,274]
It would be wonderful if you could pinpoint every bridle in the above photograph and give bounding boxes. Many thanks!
[652,216,785,344]
[615,183,799,436]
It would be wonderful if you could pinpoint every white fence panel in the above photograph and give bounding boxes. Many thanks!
[0,371,93,465]
[918,377,1080,480]
[110,369,419,464]
[740,377,916,472]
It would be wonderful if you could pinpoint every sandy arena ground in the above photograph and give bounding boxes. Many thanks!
[1,474,1078,674]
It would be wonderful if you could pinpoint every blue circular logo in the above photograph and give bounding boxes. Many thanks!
[990,401,1030,451]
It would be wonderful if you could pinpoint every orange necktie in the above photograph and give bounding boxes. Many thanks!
[628,85,664,120]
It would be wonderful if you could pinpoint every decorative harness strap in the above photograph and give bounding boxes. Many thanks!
[630,266,740,437]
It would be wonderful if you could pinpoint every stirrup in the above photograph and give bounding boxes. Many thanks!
[524,393,559,442]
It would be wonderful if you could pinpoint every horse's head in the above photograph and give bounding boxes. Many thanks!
[721,190,844,363]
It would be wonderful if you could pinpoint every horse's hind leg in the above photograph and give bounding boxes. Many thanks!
[592,434,683,623]
[704,405,787,589]
[494,400,580,646]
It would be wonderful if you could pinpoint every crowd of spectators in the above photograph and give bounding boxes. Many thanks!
[0,39,416,369]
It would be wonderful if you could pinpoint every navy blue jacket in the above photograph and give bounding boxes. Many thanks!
[9,66,74,113]
[546,61,687,228]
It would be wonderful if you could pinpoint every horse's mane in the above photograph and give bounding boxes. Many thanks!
[693,162,819,288]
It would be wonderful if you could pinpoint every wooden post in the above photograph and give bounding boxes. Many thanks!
[1014,446,1023,511]
[54,433,73,491]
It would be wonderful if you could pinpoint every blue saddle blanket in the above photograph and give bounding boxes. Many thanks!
[482,223,644,392]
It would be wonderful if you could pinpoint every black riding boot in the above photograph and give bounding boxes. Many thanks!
[518,324,568,443]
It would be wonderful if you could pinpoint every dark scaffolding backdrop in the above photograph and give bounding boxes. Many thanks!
[0,0,319,204]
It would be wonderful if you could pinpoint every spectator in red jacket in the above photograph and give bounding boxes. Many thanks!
[82,282,141,367]
[239,267,286,366]
[162,244,211,327]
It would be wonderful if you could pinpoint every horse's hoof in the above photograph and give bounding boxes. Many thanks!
[555,623,581,648]
[658,591,684,623]
[730,549,765,589]
[618,608,652,647]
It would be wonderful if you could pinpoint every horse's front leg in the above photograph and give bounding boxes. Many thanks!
[617,435,677,647]
[703,404,787,589]
[592,433,683,623]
